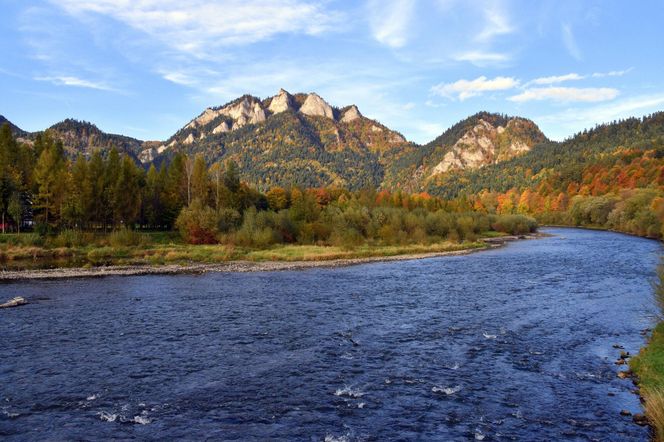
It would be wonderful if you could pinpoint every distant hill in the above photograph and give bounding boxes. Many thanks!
[0,115,28,138]
[46,119,144,160]
[381,112,547,191]
[425,112,664,199]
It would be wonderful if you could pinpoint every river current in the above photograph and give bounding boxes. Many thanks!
[0,228,661,441]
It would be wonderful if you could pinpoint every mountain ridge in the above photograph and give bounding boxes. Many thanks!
[9,90,659,195]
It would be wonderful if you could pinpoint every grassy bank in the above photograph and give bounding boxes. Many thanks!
[0,229,494,270]
[630,265,664,440]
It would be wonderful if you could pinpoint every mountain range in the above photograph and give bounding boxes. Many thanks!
[3,89,660,197]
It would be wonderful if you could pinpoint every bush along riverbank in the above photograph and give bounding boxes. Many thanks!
[630,264,664,440]
[0,181,538,270]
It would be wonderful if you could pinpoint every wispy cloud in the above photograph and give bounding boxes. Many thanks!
[475,2,514,42]
[538,93,664,140]
[528,73,584,85]
[432,76,519,100]
[367,0,415,48]
[50,0,343,57]
[592,68,633,78]
[34,75,115,91]
[509,87,619,103]
[453,51,511,67]
[561,22,582,61]
[528,69,632,86]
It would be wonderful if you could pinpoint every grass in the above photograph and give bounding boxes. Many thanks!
[0,231,491,269]
[631,323,664,440]
[244,241,485,262]
[630,264,664,441]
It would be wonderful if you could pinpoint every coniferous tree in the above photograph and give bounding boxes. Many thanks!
[191,154,209,204]
[33,135,66,227]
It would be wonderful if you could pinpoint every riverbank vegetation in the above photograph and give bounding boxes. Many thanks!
[631,264,664,440]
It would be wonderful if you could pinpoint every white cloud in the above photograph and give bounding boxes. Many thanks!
[50,0,342,57]
[368,0,415,48]
[34,75,115,91]
[537,94,664,140]
[159,70,200,87]
[432,76,519,101]
[561,22,582,61]
[592,68,633,78]
[509,87,619,103]
[529,73,585,85]
[453,51,511,66]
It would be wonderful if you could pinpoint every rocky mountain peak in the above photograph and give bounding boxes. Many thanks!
[430,116,545,176]
[341,105,362,123]
[268,88,293,114]
[299,93,334,119]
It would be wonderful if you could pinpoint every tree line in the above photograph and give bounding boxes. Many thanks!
[0,123,536,247]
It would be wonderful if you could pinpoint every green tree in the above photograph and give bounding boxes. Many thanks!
[224,160,240,193]
[104,148,121,228]
[86,151,106,229]
[192,154,209,204]
[33,135,66,227]
[266,186,289,210]
[113,155,142,227]
[144,164,163,228]
[7,192,22,233]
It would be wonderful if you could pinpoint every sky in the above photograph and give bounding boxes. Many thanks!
[1,0,663,144]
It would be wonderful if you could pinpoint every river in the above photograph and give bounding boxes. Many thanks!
[0,228,661,441]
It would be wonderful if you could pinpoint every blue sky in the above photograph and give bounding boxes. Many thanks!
[1,0,663,143]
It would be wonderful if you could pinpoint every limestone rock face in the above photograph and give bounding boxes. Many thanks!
[212,121,230,134]
[219,98,266,129]
[299,93,334,119]
[183,133,195,145]
[268,89,293,114]
[430,118,540,176]
[184,96,267,135]
[341,105,362,123]
[186,108,220,129]
[138,148,156,163]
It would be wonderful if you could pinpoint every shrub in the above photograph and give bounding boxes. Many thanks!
[50,229,87,248]
[175,200,219,244]
[109,227,147,247]
[0,233,44,247]
[491,214,537,235]
[329,226,363,249]
[217,208,242,233]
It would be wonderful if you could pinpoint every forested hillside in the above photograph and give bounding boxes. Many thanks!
[0,115,27,138]
[433,112,664,238]
[0,93,549,193]
[144,90,414,190]
[46,119,144,160]
[382,112,547,190]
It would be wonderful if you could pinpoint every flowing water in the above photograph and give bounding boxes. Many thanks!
[0,228,661,441]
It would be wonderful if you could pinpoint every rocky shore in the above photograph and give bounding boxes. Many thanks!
[0,234,540,281]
